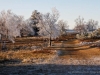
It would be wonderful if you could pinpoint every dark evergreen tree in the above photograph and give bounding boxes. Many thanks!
[30,10,41,36]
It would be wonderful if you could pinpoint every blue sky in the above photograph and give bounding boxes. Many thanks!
[0,0,100,29]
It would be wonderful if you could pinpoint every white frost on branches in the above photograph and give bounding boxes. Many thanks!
[0,10,34,43]
[58,20,68,35]
[22,19,35,36]
[37,8,60,39]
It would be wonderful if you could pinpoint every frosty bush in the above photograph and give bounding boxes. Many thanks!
[76,29,100,40]
[76,33,88,40]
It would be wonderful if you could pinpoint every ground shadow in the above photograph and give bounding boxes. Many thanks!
[0,59,21,64]
[0,64,100,75]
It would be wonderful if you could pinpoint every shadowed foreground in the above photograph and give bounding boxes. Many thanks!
[0,64,100,75]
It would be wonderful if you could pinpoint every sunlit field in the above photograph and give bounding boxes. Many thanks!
[0,35,100,64]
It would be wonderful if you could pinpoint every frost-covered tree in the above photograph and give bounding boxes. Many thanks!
[1,10,23,43]
[31,10,40,23]
[58,20,68,35]
[37,8,60,46]
[20,19,34,37]
[0,10,9,37]
[0,10,34,43]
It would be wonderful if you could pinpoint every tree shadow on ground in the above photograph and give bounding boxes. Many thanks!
[0,64,100,75]
[56,45,93,56]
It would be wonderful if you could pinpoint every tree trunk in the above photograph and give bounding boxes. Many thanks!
[1,34,7,50]
[0,34,4,50]
[49,34,51,47]
[0,34,2,50]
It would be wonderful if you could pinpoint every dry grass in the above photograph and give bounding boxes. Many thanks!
[0,50,56,61]
[0,36,100,64]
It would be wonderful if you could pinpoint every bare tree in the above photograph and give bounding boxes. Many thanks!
[74,16,86,33]
[58,20,69,35]
[86,19,98,32]
[37,8,60,47]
